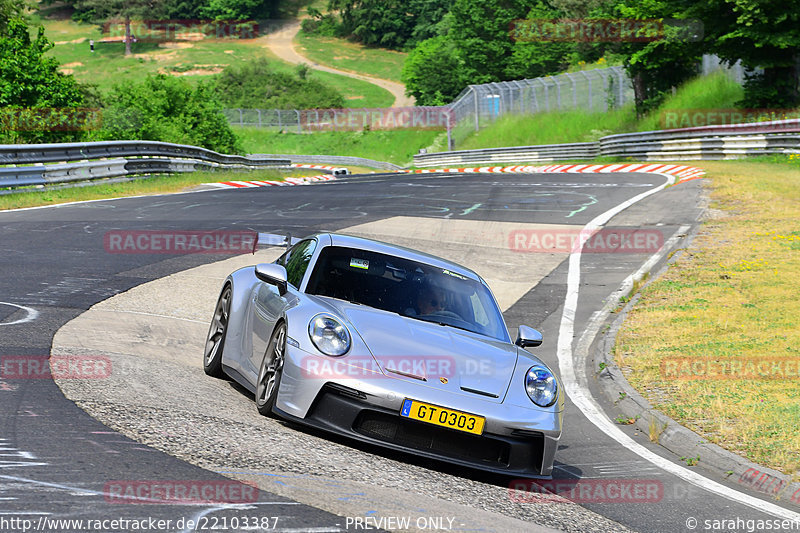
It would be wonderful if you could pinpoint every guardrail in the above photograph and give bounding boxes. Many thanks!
[0,140,291,189]
[414,142,599,167]
[254,154,402,171]
[0,140,289,166]
[0,141,405,190]
[413,119,800,167]
[0,157,291,189]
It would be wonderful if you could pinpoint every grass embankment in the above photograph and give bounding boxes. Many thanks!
[235,128,440,165]
[455,71,747,149]
[614,157,800,475]
[0,168,303,211]
[38,13,394,107]
[295,31,407,82]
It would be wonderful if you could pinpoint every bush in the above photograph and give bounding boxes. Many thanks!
[300,7,341,37]
[213,58,345,109]
[95,74,241,154]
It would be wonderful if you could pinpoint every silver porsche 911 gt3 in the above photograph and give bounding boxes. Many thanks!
[203,233,563,477]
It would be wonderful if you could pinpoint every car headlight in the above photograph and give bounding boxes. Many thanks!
[525,365,557,407]
[308,314,351,356]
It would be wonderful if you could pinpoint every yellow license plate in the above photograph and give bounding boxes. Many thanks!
[400,399,485,435]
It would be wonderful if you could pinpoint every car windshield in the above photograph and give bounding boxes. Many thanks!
[305,245,509,341]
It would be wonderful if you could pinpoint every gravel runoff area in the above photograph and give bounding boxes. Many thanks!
[53,220,631,533]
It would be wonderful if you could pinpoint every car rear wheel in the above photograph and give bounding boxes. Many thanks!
[256,323,286,416]
[203,285,231,377]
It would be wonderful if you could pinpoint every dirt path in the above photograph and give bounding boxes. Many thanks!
[263,20,415,107]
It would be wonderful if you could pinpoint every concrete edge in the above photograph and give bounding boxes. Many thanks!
[590,187,800,508]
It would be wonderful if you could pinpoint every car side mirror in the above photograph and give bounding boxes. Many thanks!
[515,325,543,348]
[255,263,288,295]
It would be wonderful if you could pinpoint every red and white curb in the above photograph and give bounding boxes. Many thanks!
[206,174,336,189]
[391,163,706,184]
[289,163,341,171]
[205,163,344,189]
[207,162,707,189]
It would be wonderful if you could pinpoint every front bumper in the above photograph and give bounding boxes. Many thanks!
[275,344,561,477]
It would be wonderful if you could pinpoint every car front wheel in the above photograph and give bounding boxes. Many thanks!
[204,285,231,377]
[256,322,286,416]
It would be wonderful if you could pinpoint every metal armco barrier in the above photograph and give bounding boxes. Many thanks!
[255,154,402,171]
[414,119,800,167]
[0,141,291,189]
[413,142,599,167]
[0,140,287,166]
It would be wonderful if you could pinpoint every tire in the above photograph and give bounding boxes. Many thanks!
[256,322,286,417]
[203,285,231,377]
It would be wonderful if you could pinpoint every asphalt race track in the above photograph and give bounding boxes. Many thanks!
[1,172,798,532]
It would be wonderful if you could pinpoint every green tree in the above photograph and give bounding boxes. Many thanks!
[71,0,167,55]
[448,0,535,84]
[200,0,273,20]
[0,18,88,142]
[505,1,577,80]
[402,35,466,105]
[688,0,800,107]
[96,74,241,153]
[600,0,702,115]
[328,0,416,49]
[328,0,453,50]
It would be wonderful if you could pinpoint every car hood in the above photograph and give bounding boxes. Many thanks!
[320,299,518,402]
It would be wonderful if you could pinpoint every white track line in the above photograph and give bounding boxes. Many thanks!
[0,302,39,326]
[556,172,800,521]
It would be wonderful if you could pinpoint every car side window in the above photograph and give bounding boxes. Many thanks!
[279,239,317,289]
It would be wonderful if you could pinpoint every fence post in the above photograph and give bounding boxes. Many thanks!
[543,81,550,111]
[600,70,610,111]
[556,77,562,109]
[581,71,592,112]
[473,87,479,132]
[258,109,263,128]
[445,108,454,151]
[295,110,301,133]
[513,81,525,114]
[238,108,243,127]
[569,73,577,108]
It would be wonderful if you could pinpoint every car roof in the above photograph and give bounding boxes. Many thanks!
[311,233,483,283]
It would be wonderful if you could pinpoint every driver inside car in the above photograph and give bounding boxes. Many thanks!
[416,281,446,315]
